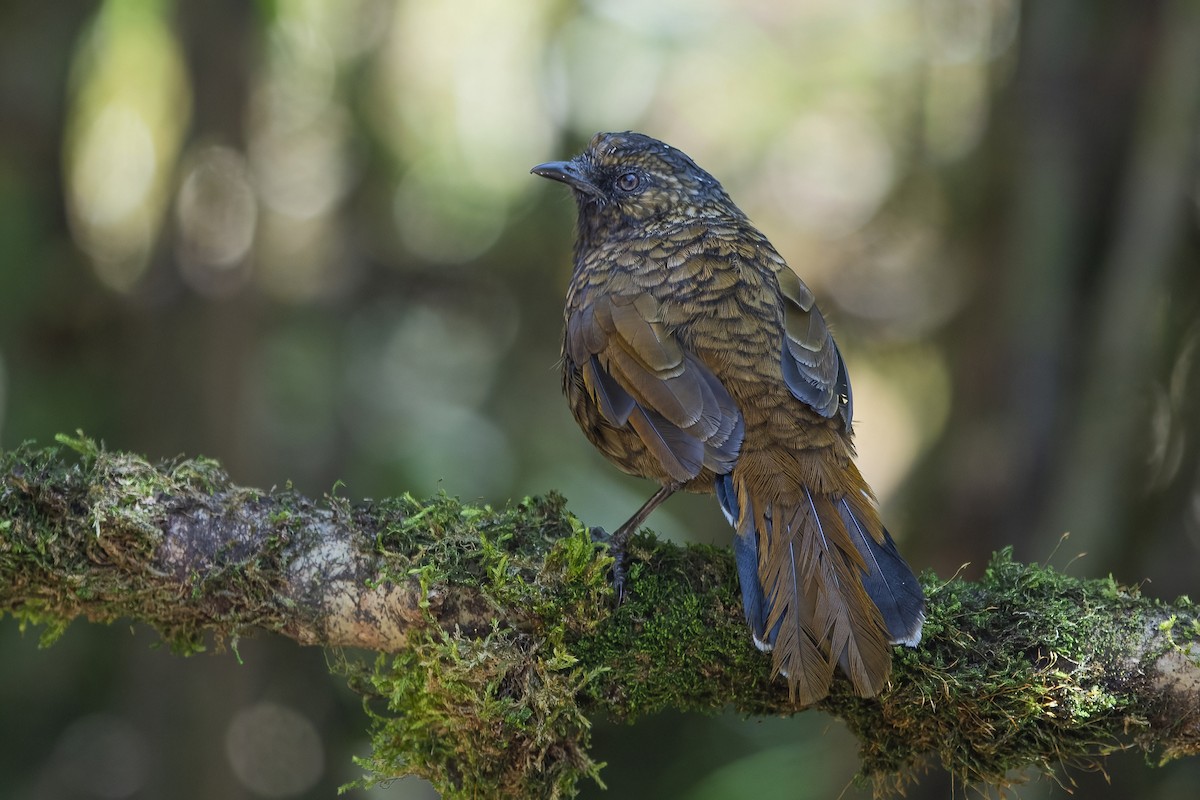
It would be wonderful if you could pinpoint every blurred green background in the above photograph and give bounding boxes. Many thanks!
[1,0,1198,798]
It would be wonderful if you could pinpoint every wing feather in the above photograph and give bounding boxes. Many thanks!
[566,293,743,479]
[776,267,851,424]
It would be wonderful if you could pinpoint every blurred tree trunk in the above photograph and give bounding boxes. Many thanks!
[906,5,1200,797]
[919,0,1200,581]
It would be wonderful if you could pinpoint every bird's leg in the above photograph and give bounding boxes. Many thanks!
[592,482,680,602]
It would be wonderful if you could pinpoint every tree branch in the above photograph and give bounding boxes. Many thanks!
[2,437,1198,798]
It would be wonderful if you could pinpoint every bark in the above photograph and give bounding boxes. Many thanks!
[1,436,1197,799]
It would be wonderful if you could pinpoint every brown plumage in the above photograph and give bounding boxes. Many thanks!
[533,131,924,704]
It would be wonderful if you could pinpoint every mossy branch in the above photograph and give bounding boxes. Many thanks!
[2,438,1198,798]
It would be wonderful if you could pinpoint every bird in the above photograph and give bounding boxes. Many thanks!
[531,131,925,704]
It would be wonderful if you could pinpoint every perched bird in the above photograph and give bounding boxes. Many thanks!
[532,131,925,704]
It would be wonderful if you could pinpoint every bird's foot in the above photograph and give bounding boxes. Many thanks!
[590,526,630,605]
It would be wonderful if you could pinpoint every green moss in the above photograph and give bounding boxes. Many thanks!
[344,492,772,797]
[0,436,318,655]
[344,493,614,798]
[569,533,776,718]
[347,625,606,799]
[7,441,1194,797]
[829,549,1143,795]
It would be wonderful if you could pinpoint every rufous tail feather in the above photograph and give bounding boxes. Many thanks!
[720,472,922,704]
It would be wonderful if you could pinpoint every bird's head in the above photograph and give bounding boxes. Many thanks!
[532,131,741,241]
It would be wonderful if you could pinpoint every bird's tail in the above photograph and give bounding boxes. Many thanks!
[716,472,925,704]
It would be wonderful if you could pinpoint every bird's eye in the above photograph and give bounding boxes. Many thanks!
[615,172,641,193]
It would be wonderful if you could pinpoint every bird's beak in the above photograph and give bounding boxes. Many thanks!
[531,159,604,199]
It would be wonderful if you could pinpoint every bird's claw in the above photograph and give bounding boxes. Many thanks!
[590,526,629,605]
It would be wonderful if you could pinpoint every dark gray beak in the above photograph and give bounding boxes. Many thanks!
[531,159,603,199]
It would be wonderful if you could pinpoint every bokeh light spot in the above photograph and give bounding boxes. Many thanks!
[762,108,895,237]
[176,145,257,295]
[546,15,665,134]
[393,166,507,264]
[50,714,148,799]
[73,104,157,229]
[63,0,191,292]
[225,703,324,798]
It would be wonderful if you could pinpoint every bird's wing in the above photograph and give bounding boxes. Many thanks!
[566,293,744,482]
[776,266,853,428]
